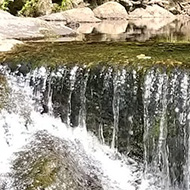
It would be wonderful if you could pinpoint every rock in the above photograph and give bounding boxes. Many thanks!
[62,7,101,23]
[129,4,176,18]
[130,17,175,30]
[0,39,23,52]
[93,1,128,20]
[71,0,84,8]
[40,12,67,22]
[0,12,75,40]
[36,0,53,16]
[94,20,128,34]
[0,10,15,19]
[11,131,103,190]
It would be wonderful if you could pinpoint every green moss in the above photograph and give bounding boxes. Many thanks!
[0,75,9,110]
[1,41,190,70]
[12,150,60,190]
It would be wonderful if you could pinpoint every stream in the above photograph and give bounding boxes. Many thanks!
[0,41,190,189]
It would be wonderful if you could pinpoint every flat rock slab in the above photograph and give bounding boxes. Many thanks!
[129,4,176,18]
[41,7,101,23]
[0,11,75,40]
[40,12,67,22]
[93,1,128,20]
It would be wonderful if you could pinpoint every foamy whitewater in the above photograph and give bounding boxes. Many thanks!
[0,66,151,190]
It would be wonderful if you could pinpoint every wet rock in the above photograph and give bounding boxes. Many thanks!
[0,12,75,40]
[11,130,103,190]
[93,1,128,20]
[62,7,101,23]
[129,4,176,18]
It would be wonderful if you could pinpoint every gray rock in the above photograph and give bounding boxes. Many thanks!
[129,4,176,18]
[62,7,101,23]
[93,1,128,20]
[0,11,75,40]
[40,12,67,22]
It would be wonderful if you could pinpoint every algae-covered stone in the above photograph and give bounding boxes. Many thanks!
[0,74,9,110]
[11,130,103,190]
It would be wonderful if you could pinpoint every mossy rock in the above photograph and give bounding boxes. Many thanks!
[0,74,9,110]
[11,130,103,190]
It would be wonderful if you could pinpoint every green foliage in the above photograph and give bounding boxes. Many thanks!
[18,0,38,17]
[0,0,13,11]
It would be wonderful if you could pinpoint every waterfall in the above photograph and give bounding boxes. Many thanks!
[0,65,140,190]
[1,63,190,189]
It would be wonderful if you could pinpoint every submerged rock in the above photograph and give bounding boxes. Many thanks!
[93,1,128,20]
[11,130,103,190]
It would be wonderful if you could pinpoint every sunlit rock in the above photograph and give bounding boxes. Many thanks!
[129,4,176,18]
[0,13,75,39]
[93,1,128,20]
[130,17,175,31]
[40,12,67,22]
[61,7,101,23]
[0,38,23,52]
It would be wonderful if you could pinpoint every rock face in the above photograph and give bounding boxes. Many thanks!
[129,4,176,18]
[0,10,75,40]
[62,7,101,23]
[93,1,128,20]
[11,131,103,190]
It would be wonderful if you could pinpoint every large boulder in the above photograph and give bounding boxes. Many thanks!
[93,1,128,20]
[129,4,176,18]
[62,7,101,23]
[0,11,75,40]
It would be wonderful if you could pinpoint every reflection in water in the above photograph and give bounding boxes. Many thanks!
[76,19,190,43]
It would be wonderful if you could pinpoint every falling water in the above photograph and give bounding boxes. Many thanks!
[2,63,190,189]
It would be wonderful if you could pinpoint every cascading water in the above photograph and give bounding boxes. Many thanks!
[1,63,190,190]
